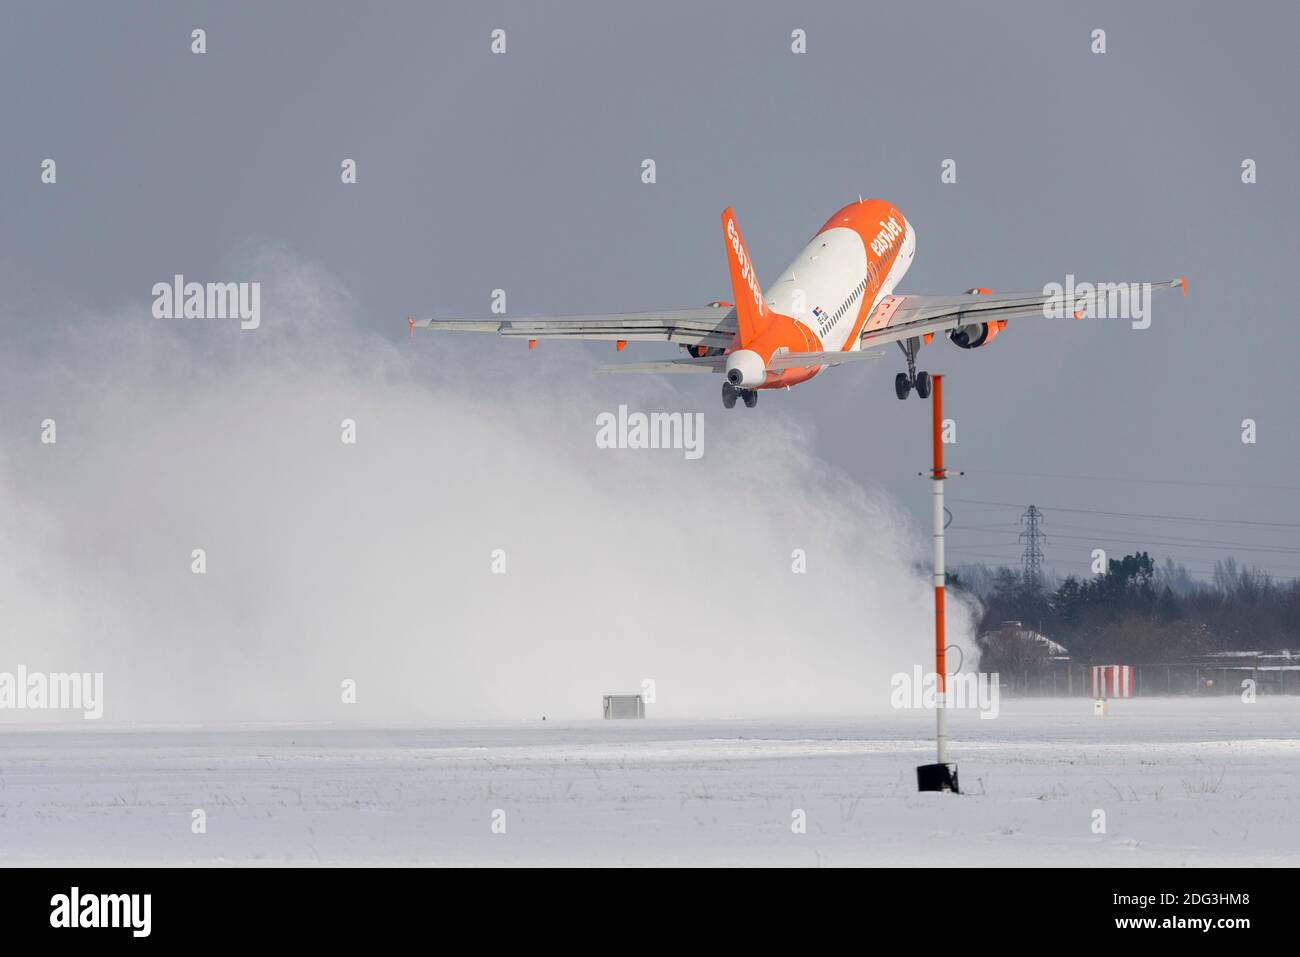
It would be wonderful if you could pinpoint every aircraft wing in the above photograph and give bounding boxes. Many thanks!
[418,278,1186,376]
[411,306,738,349]
[856,277,1187,349]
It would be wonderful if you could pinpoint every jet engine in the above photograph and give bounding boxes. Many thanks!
[949,288,1004,349]
[949,320,1004,349]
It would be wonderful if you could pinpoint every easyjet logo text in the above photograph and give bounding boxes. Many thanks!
[869,215,903,258]
[726,218,765,317]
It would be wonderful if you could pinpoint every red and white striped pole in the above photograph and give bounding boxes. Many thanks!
[932,374,947,765]
[918,374,958,792]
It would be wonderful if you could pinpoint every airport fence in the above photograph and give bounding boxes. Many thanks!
[996,659,1300,697]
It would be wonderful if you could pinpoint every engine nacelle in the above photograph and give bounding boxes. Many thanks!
[949,287,1003,348]
[949,320,1004,349]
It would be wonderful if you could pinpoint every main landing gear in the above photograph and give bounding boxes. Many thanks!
[894,337,931,400]
[722,381,758,409]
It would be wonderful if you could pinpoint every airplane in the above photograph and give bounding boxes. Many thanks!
[411,199,1186,408]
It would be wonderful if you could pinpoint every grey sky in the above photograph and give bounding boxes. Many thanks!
[3,0,1298,583]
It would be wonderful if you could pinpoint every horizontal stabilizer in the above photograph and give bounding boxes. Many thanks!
[597,355,726,375]
[766,349,886,370]
[599,348,885,375]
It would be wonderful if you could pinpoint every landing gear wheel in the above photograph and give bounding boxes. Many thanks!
[914,371,932,399]
[895,337,922,400]
[895,372,911,400]
[742,389,758,408]
[721,382,738,409]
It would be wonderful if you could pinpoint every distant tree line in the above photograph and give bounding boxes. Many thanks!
[949,553,1300,666]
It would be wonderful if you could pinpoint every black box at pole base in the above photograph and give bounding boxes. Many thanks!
[916,762,959,792]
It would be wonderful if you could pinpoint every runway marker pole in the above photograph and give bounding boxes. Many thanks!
[932,374,947,766]
[917,374,959,792]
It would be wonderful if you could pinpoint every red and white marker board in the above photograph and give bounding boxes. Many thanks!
[1091,665,1133,698]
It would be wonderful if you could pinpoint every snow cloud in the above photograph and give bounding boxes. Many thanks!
[0,248,977,724]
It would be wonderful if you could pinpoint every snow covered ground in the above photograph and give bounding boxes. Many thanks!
[2,697,1298,866]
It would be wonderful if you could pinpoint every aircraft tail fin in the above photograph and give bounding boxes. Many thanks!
[720,208,770,346]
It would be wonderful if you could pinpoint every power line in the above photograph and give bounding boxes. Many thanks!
[951,498,1300,531]
[944,498,1300,581]
[950,524,1300,555]
[962,467,1300,494]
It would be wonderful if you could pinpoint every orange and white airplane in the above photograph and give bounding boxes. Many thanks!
[412,199,1185,407]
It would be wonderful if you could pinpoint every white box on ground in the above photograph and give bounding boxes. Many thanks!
[603,694,645,719]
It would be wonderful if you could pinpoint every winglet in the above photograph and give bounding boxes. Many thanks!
[407,316,414,338]
[721,208,769,347]
[1179,275,1188,297]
